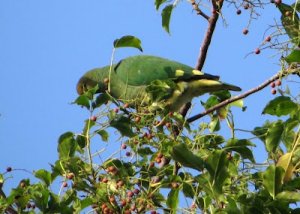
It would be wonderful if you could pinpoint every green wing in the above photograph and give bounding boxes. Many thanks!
[113,55,220,86]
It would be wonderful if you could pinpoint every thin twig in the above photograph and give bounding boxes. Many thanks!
[190,0,210,20]
[187,68,300,123]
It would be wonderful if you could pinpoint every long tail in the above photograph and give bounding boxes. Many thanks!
[221,82,242,91]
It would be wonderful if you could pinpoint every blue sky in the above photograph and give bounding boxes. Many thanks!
[0,0,293,201]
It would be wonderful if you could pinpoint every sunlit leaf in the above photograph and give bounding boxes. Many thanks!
[166,188,179,210]
[113,35,143,52]
[74,95,90,109]
[265,120,284,152]
[35,169,52,187]
[262,96,298,116]
[57,132,76,159]
[276,191,300,202]
[162,5,173,34]
[263,165,285,199]
[206,150,229,194]
[276,152,294,182]
[285,49,300,63]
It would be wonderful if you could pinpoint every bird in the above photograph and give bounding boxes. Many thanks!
[76,55,241,112]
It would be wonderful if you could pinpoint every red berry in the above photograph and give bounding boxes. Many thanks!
[127,191,134,198]
[276,80,282,86]
[243,3,250,9]
[274,0,281,4]
[151,211,157,214]
[171,182,179,189]
[157,153,163,159]
[165,122,171,128]
[123,103,130,108]
[126,151,131,157]
[255,48,261,54]
[271,89,277,95]
[242,28,249,35]
[133,188,140,195]
[265,36,271,42]
[121,199,127,207]
[6,167,12,172]
[212,9,217,14]
[270,82,276,88]
[66,173,74,180]
[102,177,108,183]
[62,182,68,187]
[121,143,127,149]
[135,116,141,123]
[149,162,155,168]
[117,180,124,187]
[113,108,119,113]
[90,116,97,121]
[109,195,116,203]
[236,9,242,15]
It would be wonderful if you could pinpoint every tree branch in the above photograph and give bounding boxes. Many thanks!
[190,0,210,20]
[187,68,300,123]
[180,0,224,116]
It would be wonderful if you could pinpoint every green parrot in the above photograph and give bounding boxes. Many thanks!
[77,55,241,112]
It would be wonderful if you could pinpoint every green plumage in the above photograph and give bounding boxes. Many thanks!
[77,55,241,111]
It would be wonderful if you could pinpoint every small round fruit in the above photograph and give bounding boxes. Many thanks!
[121,199,127,207]
[123,103,130,108]
[90,116,97,121]
[255,48,261,54]
[113,108,119,113]
[101,177,109,183]
[133,188,140,195]
[149,162,155,168]
[126,151,131,157]
[271,89,277,95]
[127,191,134,198]
[276,80,282,86]
[165,122,171,128]
[109,195,116,203]
[265,36,271,42]
[103,78,109,84]
[274,0,281,4]
[6,167,12,172]
[242,28,249,35]
[171,182,179,189]
[62,182,68,187]
[135,116,141,123]
[270,82,276,88]
[121,144,127,149]
[67,173,74,180]
[236,9,242,15]
[243,3,250,9]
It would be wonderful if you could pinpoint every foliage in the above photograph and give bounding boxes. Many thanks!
[1,1,300,213]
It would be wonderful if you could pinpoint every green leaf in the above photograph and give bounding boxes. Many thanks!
[277,3,300,44]
[96,130,109,142]
[57,132,76,159]
[162,5,173,34]
[110,115,135,137]
[166,188,179,210]
[35,169,52,187]
[209,116,220,132]
[74,95,90,109]
[276,191,300,202]
[262,96,298,116]
[155,0,167,10]
[285,49,300,63]
[276,152,294,182]
[224,139,255,162]
[113,35,143,52]
[265,121,284,152]
[206,150,229,194]
[263,165,285,199]
[291,2,300,12]
[171,143,204,171]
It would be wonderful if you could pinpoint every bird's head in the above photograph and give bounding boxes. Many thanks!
[76,67,110,95]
